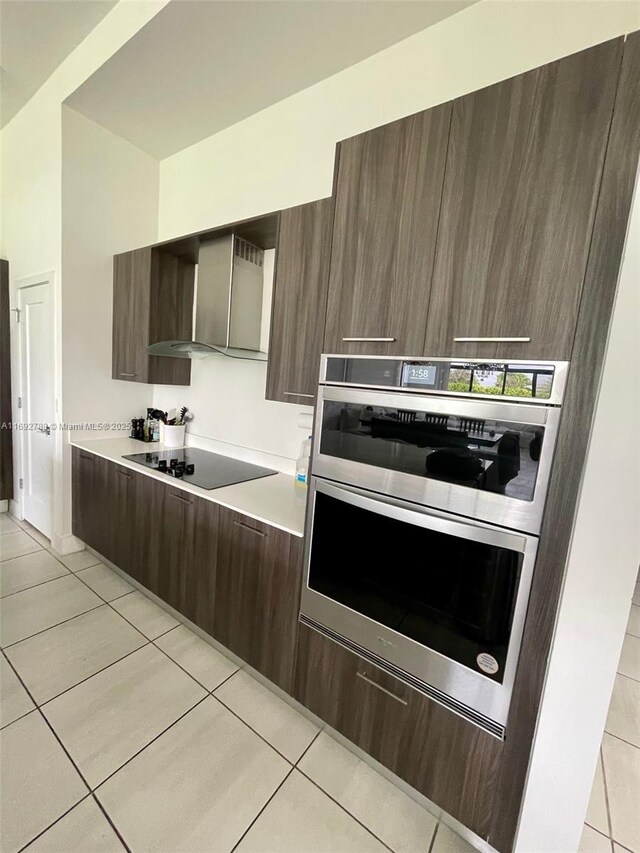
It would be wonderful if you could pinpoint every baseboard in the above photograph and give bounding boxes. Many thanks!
[51,532,85,556]
[0,499,8,513]
[9,499,21,519]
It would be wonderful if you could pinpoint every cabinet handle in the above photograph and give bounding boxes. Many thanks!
[283,392,314,399]
[233,520,267,538]
[79,452,94,461]
[356,671,408,706]
[119,372,136,377]
[342,337,396,343]
[117,469,132,479]
[168,492,193,504]
[453,336,531,343]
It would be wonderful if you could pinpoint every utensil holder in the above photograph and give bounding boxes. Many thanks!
[162,425,186,448]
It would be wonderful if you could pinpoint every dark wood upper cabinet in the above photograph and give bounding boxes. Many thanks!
[112,247,194,385]
[213,507,303,693]
[266,198,333,404]
[324,104,452,356]
[424,38,623,360]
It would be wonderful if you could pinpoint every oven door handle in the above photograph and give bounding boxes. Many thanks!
[313,478,533,553]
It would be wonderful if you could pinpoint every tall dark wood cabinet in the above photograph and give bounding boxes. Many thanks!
[423,38,623,360]
[213,507,303,693]
[266,198,333,403]
[112,247,194,385]
[0,259,13,502]
[324,104,452,355]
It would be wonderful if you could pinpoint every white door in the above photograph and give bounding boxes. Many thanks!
[18,280,55,537]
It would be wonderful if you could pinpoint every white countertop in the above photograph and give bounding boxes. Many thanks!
[69,437,308,537]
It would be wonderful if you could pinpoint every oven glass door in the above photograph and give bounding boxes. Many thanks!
[314,387,558,533]
[308,487,525,684]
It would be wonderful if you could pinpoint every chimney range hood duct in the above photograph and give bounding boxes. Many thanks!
[147,233,268,362]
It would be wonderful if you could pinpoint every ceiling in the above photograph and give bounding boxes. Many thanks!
[0,0,117,128]
[65,0,475,160]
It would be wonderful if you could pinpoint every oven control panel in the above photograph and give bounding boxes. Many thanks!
[323,356,569,405]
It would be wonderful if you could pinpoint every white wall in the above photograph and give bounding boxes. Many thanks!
[155,0,639,468]
[60,107,159,536]
[516,170,640,852]
[0,0,168,547]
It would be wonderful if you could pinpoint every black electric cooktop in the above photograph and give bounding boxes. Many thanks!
[123,447,277,491]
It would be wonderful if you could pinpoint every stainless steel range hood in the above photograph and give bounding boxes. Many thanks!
[147,234,268,362]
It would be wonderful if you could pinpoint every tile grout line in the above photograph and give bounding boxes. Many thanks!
[151,628,228,695]
[90,792,132,853]
[0,568,73,601]
[428,821,440,853]
[599,744,615,845]
[93,693,211,791]
[293,765,397,853]
[35,639,152,710]
[603,731,640,751]
[1,601,106,650]
[2,653,96,802]
[228,766,297,853]
[0,647,36,730]
[294,727,323,766]
[208,688,300,768]
[14,793,94,853]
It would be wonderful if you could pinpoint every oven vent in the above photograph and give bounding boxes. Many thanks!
[234,236,263,266]
[300,615,506,741]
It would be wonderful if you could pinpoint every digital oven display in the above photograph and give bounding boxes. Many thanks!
[402,363,437,387]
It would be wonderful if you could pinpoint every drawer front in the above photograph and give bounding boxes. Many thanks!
[294,623,502,840]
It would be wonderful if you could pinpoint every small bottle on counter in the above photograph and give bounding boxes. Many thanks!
[295,435,312,486]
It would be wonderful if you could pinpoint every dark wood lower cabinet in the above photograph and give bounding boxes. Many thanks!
[71,448,111,557]
[213,508,303,693]
[294,623,502,841]
[72,449,504,838]
[106,463,137,576]
[71,450,301,693]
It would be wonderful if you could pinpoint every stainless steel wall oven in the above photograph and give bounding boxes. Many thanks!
[301,356,569,736]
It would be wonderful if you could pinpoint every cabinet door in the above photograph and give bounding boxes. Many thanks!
[324,105,451,356]
[182,497,218,636]
[213,508,303,693]
[112,248,193,386]
[112,248,152,383]
[295,623,502,839]
[424,38,623,360]
[71,448,110,556]
[130,473,166,595]
[106,463,138,576]
[148,251,194,386]
[154,487,195,613]
[266,199,333,404]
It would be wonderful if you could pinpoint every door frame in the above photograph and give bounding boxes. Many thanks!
[11,271,59,538]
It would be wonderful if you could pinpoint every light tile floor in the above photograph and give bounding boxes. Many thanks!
[0,514,476,853]
[582,579,640,853]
